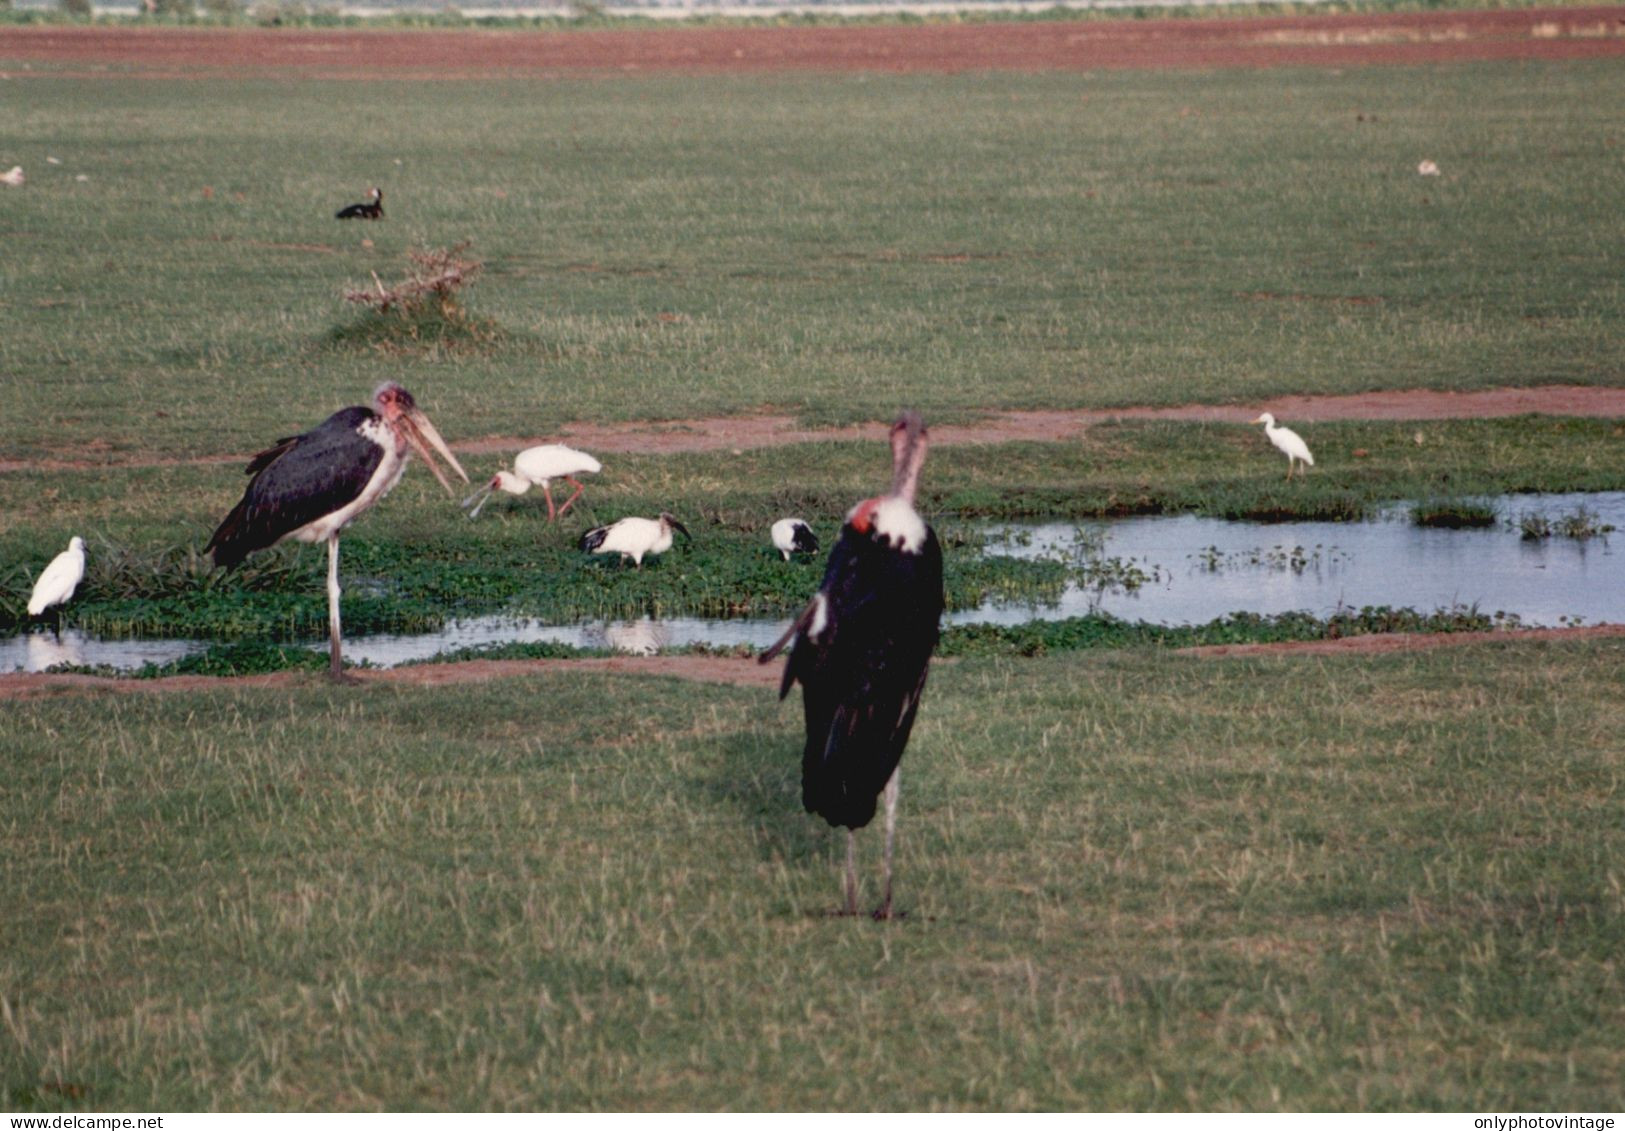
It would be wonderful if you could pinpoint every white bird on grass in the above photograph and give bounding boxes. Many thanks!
[1,166,25,188]
[462,444,602,521]
[579,513,690,568]
[28,536,86,617]
[1253,412,1315,480]
[770,518,819,561]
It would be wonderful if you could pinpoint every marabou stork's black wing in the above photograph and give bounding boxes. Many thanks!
[206,407,384,568]
[784,523,944,830]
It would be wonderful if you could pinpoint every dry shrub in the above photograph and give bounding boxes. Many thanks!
[337,243,501,355]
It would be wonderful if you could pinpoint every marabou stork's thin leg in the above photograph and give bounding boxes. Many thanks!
[326,532,345,679]
[876,767,901,920]
[844,830,859,916]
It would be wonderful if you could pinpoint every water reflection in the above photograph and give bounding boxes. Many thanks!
[973,491,1621,628]
[5,492,1621,673]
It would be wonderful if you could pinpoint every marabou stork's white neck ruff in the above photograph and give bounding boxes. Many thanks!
[206,382,467,680]
[1253,412,1315,480]
[28,536,86,618]
[578,512,690,568]
[462,444,603,521]
[760,411,944,919]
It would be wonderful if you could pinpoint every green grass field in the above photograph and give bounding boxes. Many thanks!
[3,61,1622,464]
[2,34,1624,1111]
[3,641,1623,1110]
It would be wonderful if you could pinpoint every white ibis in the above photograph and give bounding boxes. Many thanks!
[27,536,86,617]
[462,444,602,520]
[335,187,383,220]
[1,166,24,188]
[205,382,467,680]
[1253,412,1315,480]
[771,518,819,561]
[579,513,690,568]
[760,411,944,919]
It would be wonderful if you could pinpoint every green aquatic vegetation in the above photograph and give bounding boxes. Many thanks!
[1192,542,1350,575]
[1412,499,1498,529]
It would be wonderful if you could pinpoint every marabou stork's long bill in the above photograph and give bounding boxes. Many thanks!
[760,411,944,919]
[205,382,467,680]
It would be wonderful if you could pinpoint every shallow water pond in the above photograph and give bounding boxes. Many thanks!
[5,492,1620,672]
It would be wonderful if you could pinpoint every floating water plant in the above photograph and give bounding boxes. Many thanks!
[1516,506,1615,541]
[1412,499,1497,529]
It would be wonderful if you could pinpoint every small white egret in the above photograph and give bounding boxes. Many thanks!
[770,518,819,561]
[28,536,87,617]
[579,513,690,568]
[462,444,602,521]
[1253,412,1315,480]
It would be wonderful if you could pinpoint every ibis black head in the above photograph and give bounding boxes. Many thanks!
[659,512,692,541]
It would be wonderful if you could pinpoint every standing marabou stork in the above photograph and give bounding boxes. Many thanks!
[462,444,602,520]
[579,513,690,568]
[335,187,383,220]
[760,411,944,919]
[28,536,86,619]
[205,382,467,680]
[1253,412,1315,480]
[771,518,820,562]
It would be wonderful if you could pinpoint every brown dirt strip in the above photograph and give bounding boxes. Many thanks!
[3,385,1623,475]
[3,8,1624,78]
[0,654,783,700]
[6,624,1623,700]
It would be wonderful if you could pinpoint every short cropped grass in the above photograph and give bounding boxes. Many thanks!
[2,61,1623,462]
[2,638,1621,1110]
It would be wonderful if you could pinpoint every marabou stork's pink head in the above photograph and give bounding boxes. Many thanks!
[372,382,468,496]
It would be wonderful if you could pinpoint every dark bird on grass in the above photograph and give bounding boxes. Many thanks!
[760,411,944,919]
[28,536,86,618]
[462,444,603,521]
[205,382,467,681]
[771,518,819,562]
[335,187,383,220]
[579,513,690,568]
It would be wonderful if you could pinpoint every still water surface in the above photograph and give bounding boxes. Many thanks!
[6,492,1620,672]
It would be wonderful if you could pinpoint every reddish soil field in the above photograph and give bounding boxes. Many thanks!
[3,6,1624,78]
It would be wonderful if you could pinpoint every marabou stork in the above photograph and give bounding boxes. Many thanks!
[771,518,820,562]
[578,513,690,568]
[1253,412,1315,480]
[462,444,602,520]
[335,187,383,220]
[28,536,86,618]
[760,412,944,919]
[205,382,467,680]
